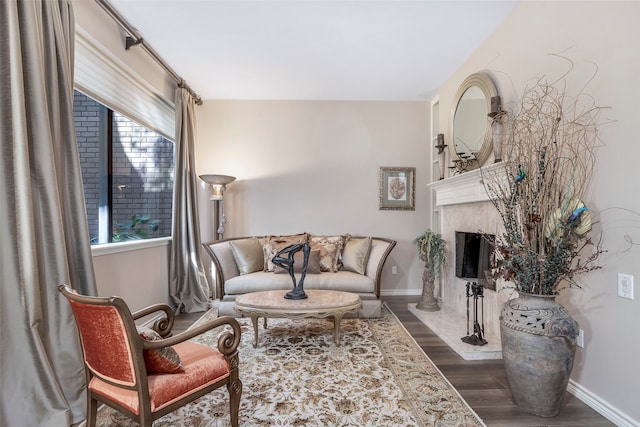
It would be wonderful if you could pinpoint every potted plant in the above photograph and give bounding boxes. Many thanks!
[413,229,446,311]
[112,214,160,242]
[483,62,606,417]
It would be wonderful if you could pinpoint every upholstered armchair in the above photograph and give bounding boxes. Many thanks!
[59,285,242,427]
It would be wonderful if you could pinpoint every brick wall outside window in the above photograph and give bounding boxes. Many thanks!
[74,91,174,244]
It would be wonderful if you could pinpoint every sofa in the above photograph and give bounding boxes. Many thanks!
[203,233,396,318]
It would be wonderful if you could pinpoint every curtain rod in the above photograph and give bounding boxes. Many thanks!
[95,0,203,105]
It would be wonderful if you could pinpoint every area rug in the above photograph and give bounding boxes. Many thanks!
[96,304,486,426]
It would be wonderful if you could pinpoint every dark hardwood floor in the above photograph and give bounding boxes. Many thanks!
[383,296,614,427]
[173,296,615,427]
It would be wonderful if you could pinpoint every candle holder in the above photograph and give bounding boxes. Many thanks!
[449,152,478,175]
[435,134,447,180]
[488,96,506,163]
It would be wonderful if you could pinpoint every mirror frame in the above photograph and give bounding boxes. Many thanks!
[449,72,497,169]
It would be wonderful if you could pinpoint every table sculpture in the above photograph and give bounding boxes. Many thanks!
[272,243,310,300]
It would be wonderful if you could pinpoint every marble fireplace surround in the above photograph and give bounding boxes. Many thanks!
[410,162,515,360]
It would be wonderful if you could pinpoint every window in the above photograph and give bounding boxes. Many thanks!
[73,90,174,244]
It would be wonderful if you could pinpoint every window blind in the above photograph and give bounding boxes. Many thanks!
[74,27,175,140]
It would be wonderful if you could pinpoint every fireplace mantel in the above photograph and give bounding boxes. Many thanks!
[428,162,505,207]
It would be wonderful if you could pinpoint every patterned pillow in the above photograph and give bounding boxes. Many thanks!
[341,236,372,275]
[274,249,322,274]
[136,326,184,374]
[309,235,347,272]
[262,233,308,272]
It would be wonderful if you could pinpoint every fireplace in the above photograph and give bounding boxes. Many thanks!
[455,231,495,290]
[407,163,512,360]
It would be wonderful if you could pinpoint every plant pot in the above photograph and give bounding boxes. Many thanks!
[500,292,579,417]
[416,264,439,311]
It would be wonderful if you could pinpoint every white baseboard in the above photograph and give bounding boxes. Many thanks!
[568,380,638,427]
[380,289,421,296]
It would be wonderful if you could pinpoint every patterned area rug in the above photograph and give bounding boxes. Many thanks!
[96,304,485,426]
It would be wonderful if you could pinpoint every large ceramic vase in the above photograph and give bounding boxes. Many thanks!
[500,292,579,417]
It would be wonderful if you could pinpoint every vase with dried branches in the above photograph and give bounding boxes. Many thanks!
[481,59,607,417]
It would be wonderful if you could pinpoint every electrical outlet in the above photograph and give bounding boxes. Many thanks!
[577,329,585,348]
[618,273,634,300]
[391,266,398,275]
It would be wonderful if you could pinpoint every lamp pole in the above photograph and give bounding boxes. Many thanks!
[199,174,236,240]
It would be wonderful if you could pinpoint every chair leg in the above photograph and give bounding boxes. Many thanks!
[228,378,243,427]
[139,405,153,427]
[139,415,152,427]
[86,394,98,427]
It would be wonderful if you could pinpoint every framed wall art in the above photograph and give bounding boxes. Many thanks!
[379,166,415,211]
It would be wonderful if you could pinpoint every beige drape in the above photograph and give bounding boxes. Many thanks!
[0,0,97,425]
[168,87,209,312]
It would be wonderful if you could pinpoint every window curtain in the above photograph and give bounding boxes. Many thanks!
[168,87,209,313]
[0,0,98,426]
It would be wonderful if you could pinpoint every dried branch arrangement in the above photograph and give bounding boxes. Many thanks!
[483,60,607,295]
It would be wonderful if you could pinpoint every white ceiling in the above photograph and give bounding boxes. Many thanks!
[108,1,519,101]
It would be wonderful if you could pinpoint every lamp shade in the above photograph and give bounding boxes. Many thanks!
[199,174,236,186]
[200,174,236,201]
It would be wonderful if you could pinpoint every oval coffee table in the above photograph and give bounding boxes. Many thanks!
[234,289,362,347]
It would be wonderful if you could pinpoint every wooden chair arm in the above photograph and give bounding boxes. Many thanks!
[132,304,175,337]
[141,315,241,356]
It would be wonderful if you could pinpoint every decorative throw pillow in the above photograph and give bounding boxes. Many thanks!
[136,326,184,374]
[229,238,264,275]
[262,233,308,272]
[342,236,372,275]
[309,235,347,272]
[274,249,322,274]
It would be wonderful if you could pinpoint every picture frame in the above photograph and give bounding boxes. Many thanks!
[379,166,415,211]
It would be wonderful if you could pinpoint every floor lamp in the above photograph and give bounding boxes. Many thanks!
[199,174,236,240]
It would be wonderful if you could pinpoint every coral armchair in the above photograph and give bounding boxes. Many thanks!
[58,285,242,427]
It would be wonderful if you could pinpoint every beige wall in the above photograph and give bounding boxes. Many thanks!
[91,243,171,312]
[196,100,431,295]
[438,2,640,423]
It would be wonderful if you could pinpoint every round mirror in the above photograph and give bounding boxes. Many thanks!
[449,72,497,170]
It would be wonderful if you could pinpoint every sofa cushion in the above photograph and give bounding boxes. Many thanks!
[224,271,375,295]
[229,238,264,275]
[89,341,229,414]
[342,236,372,275]
[309,235,347,272]
[262,233,308,272]
[209,242,240,281]
[274,249,321,274]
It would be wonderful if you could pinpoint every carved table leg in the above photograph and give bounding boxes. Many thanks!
[333,312,345,346]
[249,313,259,348]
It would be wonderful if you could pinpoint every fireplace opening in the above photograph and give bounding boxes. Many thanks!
[455,231,495,290]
